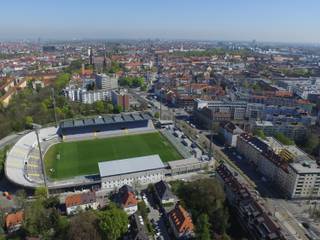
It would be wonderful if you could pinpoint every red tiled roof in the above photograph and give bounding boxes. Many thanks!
[169,204,194,234]
[122,192,138,208]
[5,211,24,229]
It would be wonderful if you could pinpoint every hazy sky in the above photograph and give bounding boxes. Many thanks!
[1,0,320,43]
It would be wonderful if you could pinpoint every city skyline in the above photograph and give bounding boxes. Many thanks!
[1,0,320,43]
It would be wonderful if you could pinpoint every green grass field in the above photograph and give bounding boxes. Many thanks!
[44,132,182,180]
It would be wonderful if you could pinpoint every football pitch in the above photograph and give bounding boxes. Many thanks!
[44,132,182,180]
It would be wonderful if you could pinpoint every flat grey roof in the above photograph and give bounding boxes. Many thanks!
[98,155,165,177]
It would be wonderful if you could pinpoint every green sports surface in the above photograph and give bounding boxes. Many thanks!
[44,132,182,180]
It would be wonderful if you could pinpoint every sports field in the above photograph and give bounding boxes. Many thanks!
[44,132,182,180]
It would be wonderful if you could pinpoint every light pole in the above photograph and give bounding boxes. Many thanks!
[51,88,58,127]
[32,123,48,197]
[209,118,214,161]
[159,89,162,121]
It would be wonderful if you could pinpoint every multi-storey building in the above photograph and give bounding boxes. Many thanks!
[95,73,118,90]
[99,155,165,190]
[64,86,111,104]
[112,89,130,111]
[252,120,307,141]
[216,164,284,240]
[237,133,320,199]
[193,99,247,128]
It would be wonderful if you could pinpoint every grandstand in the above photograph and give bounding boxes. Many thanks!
[5,112,156,188]
[5,127,58,187]
[59,112,153,138]
[5,112,206,189]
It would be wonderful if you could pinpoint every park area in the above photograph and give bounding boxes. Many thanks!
[44,132,182,180]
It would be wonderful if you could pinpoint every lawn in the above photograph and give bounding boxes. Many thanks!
[44,132,182,180]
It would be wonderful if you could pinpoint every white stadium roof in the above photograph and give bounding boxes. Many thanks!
[5,127,58,187]
[98,154,165,178]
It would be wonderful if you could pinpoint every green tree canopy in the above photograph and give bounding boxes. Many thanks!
[253,129,266,139]
[274,132,294,145]
[172,178,229,235]
[68,211,101,240]
[97,204,128,240]
[196,213,211,240]
[119,76,145,88]
[94,100,105,114]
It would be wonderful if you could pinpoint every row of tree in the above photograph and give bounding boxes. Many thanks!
[119,76,145,88]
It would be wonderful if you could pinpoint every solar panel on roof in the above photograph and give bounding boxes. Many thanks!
[84,119,94,126]
[132,114,142,121]
[103,116,114,123]
[62,120,74,128]
[94,117,104,125]
[141,113,151,120]
[122,115,133,122]
[74,120,84,127]
[113,116,123,122]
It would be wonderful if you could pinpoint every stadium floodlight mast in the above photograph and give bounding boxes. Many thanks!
[159,87,164,121]
[32,123,48,197]
[51,88,58,128]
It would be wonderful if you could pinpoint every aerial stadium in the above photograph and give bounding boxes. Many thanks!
[4,112,209,190]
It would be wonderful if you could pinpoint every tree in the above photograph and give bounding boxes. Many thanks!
[68,211,101,240]
[97,204,128,240]
[15,189,27,208]
[35,186,48,200]
[274,132,294,145]
[106,103,114,113]
[119,76,145,88]
[196,214,211,240]
[113,105,123,114]
[55,73,71,90]
[154,112,160,119]
[23,200,60,238]
[94,101,105,114]
[24,115,33,128]
[140,84,147,91]
[253,129,266,139]
[172,179,229,235]
[138,201,149,220]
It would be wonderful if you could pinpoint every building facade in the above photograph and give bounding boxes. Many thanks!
[112,89,130,111]
[99,155,165,190]
[65,191,98,215]
[95,73,118,90]
[236,133,320,199]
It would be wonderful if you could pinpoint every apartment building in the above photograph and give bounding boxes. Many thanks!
[95,73,118,90]
[111,89,130,111]
[193,99,247,128]
[216,164,284,240]
[236,133,320,199]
